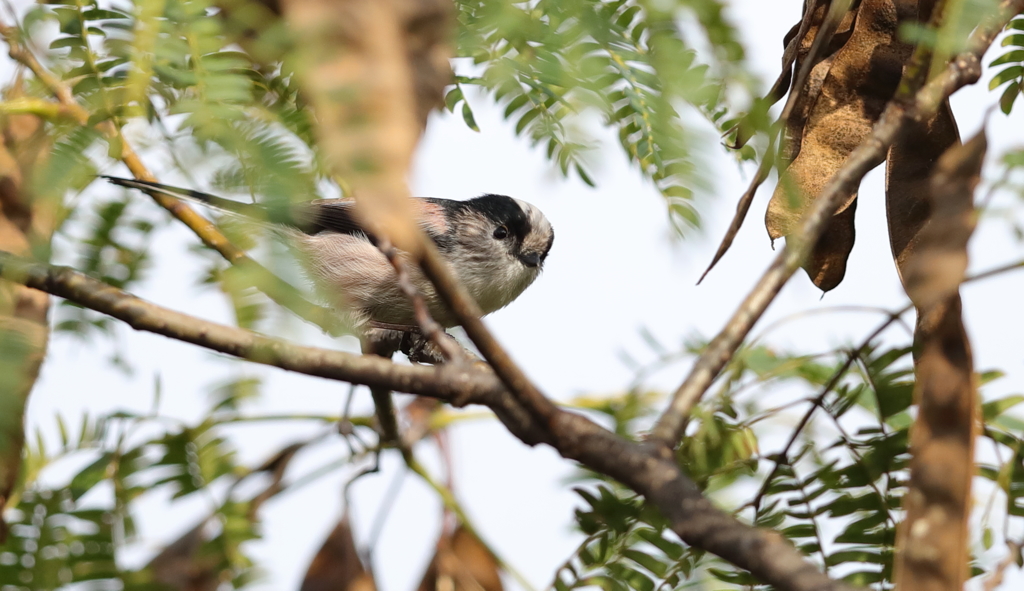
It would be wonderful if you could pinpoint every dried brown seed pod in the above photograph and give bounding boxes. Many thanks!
[766,0,919,290]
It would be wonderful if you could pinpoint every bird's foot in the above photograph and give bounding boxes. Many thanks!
[400,330,479,365]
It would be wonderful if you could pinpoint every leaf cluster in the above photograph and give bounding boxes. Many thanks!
[557,337,1024,589]
[450,0,752,232]
[990,17,1024,114]
[27,0,318,204]
[554,484,702,591]
[0,374,366,590]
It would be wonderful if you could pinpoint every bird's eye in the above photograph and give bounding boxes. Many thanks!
[493,225,509,240]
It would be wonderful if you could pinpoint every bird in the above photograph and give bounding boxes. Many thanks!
[102,176,554,330]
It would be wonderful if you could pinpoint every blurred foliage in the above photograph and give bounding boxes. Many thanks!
[54,193,156,340]
[27,0,318,206]
[0,381,375,590]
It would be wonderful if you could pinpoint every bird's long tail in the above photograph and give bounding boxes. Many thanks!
[102,176,266,219]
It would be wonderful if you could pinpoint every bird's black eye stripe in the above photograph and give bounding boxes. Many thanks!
[493,225,509,240]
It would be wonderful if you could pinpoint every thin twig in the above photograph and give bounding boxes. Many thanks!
[418,243,559,423]
[0,96,80,120]
[745,308,907,513]
[403,450,537,591]
[377,238,467,364]
[749,304,915,346]
[649,0,1023,448]
[217,413,374,426]
[365,467,407,552]
[982,540,1022,591]
[743,250,1024,513]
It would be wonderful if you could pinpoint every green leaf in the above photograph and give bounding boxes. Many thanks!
[575,163,595,187]
[461,101,480,131]
[634,528,682,560]
[826,549,883,567]
[983,394,1024,420]
[1002,34,1024,47]
[444,86,463,112]
[503,93,530,118]
[622,549,667,578]
[68,453,113,501]
[81,8,130,20]
[54,415,72,450]
[990,65,1023,90]
[50,36,86,49]
[607,563,654,591]
[515,108,541,135]
[843,570,884,586]
[826,493,884,517]
[991,49,1024,67]
[1001,82,1021,114]
[780,523,817,538]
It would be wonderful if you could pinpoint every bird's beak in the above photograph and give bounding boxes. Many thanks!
[518,251,542,268]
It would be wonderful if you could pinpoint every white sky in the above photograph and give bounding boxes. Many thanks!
[13,0,1024,590]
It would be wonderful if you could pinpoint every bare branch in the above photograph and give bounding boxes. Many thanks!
[649,0,1024,447]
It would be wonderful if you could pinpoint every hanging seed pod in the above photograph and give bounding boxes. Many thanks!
[890,129,985,591]
[700,0,858,281]
[778,0,860,165]
[417,526,503,591]
[766,0,919,290]
[901,129,981,306]
[301,514,377,591]
[885,101,960,282]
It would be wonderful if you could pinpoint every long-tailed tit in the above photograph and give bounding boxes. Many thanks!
[102,177,554,330]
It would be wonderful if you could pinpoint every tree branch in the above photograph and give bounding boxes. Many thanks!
[0,249,863,591]
[0,250,546,445]
[649,0,1024,447]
